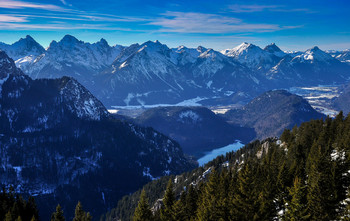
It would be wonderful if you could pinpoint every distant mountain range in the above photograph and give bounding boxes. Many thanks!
[1,35,349,107]
[0,50,195,219]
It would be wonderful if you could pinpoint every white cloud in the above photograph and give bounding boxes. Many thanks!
[59,0,72,7]
[228,4,312,13]
[229,5,279,13]
[0,0,64,11]
[149,11,290,34]
[0,14,27,22]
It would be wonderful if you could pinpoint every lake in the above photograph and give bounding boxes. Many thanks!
[197,141,244,166]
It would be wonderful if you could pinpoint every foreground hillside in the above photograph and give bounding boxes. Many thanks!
[104,112,350,220]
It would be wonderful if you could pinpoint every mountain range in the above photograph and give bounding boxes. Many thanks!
[0,50,195,219]
[1,35,349,107]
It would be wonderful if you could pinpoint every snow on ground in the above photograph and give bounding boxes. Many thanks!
[288,85,340,117]
[111,96,206,110]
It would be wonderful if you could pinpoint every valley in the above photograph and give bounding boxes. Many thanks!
[0,34,349,220]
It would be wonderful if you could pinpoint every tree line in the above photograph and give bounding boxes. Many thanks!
[0,187,92,221]
[133,112,350,220]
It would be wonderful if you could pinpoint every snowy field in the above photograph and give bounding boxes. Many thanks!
[288,85,340,117]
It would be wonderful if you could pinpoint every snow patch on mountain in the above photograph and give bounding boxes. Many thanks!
[178,110,202,123]
[293,46,334,63]
[59,78,108,120]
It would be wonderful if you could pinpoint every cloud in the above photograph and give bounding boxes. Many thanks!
[0,0,64,11]
[0,0,151,31]
[0,14,27,22]
[59,0,72,7]
[0,22,133,31]
[149,11,293,34]
[229,5,279,13]
[228,4,312,13]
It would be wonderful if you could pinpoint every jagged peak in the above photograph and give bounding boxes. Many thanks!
[308,46,321,52]
[234,42,259,51]
[22,35,35,42]
[142,40,164,46]
[59,34,80,44]
[264,43,282,52]
[294,46,334,62]
[139,40,169,53]
[98,38,109,46]
[197,46,207,53]
[12,35,44,51]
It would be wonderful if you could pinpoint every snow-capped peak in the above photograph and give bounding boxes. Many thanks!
[294,46,334,63]
[221,42,279,70]
[140,40,169,52]
[0,35,45,61]
[264,43,286,57]
[221,42,262,58]
[172,46,201,65]
[197,46,208,53]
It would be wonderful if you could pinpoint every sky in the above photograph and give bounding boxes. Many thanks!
[0,0,349,51]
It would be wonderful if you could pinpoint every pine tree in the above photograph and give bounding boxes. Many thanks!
[232,161,259,220]
[183,184,198,220]
[306,142,338,220]
[283,177,309,221]
[196,170,222,221]
[5,211,12,221]
[51,204,65,221]
[73,202,91,221]
[133,189,153,221]
[160,179,175,221]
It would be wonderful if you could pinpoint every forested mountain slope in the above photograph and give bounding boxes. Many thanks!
[103,112,350,220]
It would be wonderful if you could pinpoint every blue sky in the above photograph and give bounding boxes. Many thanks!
[0,0,349,51]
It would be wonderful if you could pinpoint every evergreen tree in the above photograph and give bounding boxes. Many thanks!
[160,179,175,221]
[196,170,223,221]
[306,142,338,220]
[133,189,153,221]
[73,202,91,221]
[182,184,198,220]
[283,177,309,221]
[5,211,13,221]
[232,161,259,220]
[51,204,65,221]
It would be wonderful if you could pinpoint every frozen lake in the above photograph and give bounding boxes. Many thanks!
[197,141,244,166]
